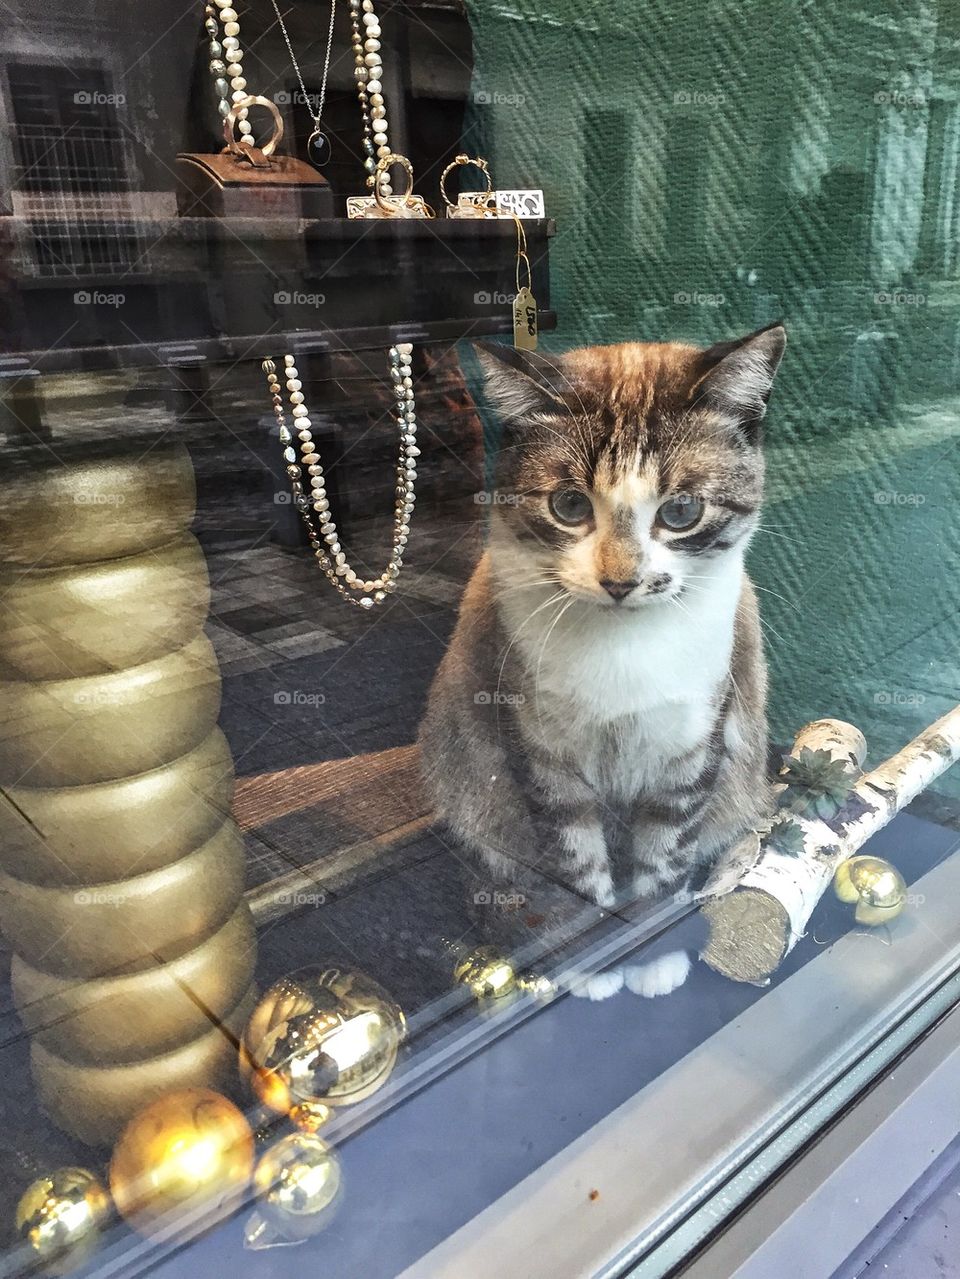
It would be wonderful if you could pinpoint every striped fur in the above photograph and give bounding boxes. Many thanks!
[419,325,785,914]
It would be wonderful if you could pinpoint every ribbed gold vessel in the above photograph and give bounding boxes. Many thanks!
[0,445,255,1143]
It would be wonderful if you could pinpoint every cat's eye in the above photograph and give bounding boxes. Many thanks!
[549,487,593,525]
[657,493,704,531]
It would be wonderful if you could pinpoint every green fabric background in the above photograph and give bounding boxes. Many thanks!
[465,0,960,787]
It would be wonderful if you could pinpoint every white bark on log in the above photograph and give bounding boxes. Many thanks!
[699,706,960,983]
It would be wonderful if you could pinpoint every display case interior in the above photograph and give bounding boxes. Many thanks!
[3,0,960,1276]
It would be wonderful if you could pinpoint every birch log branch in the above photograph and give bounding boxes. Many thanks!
[699,706,960,983]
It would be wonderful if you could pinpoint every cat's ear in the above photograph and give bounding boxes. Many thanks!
[694,322,786,427]
[472,341,573,425]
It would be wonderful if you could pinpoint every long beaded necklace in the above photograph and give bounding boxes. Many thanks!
[262,348,418,609]
[348,0,392,192]
[203,0,251,138]
[268,0,338,168]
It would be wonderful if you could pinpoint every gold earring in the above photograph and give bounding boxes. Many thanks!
[440,153,494,217]
[346,153,435,218]
[442,154,546,219]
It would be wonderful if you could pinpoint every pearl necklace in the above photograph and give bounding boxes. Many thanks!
[203,0,251,138]
[348,0,392,192]
[262,347,419,610]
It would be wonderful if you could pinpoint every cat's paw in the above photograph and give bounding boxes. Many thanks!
[624,950,691,998]
[566,950,692,1002]
[568,969,625,1001]
[594,884,616,909]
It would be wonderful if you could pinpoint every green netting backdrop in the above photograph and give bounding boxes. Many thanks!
[464,0,960,785]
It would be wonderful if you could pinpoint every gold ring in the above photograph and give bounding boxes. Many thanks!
[439,153,493,208]
[373,153,414,214]
[223,95,284,157]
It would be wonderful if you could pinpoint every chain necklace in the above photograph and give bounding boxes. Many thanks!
[262,347,418,609]
[269,0,338,167]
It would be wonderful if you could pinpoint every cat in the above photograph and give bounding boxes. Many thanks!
[418,323,784,984]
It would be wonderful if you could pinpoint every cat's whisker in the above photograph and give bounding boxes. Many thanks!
[532,595,576,729]
[749,583,800,613]
[753,524,795,540]
[755,522,830,549]
[667,592,697,623]
[757,615,788,646]
[493,575,563,600]
[729,668,748,709]
[493,588,569,730]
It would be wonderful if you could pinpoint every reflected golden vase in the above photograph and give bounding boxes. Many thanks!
[0,446,255,1143]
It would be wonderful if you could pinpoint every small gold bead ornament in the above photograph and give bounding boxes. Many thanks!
[452,946,517,999]
[833,855,908,926]
[450,945,557,1002]
[15,1167,111,1275]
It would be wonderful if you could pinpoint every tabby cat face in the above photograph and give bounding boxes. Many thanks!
[476,323,785,609]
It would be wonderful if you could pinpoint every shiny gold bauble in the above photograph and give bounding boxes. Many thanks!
[0,728,235,886]
[242,967,405,1119]
[516,972,558,999]
[33,986,256,1145]
[13,904,256,1063]
[833,855,908,925]
[109,1087,254,1238]
[0,535,210,681]
[250,1133,341,1241]
[0,817,244,978]
[289,1102,334,1133]
[0,633,221,788]
[453,946,518,999]
[0,446,196,567]
[15,1167,111,1275]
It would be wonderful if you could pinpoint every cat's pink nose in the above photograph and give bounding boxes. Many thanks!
[600,579,638,601]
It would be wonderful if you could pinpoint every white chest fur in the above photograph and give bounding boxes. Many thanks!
[495,557,743,794]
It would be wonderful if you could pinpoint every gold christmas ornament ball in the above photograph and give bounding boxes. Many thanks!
[109,1087,254,1238]
[15,1167,111,1274]
[516,972,558,999]
[452,946,517,999]
[833,855,908,925]
[242,967,405,1119]
[251,1132,342,1240]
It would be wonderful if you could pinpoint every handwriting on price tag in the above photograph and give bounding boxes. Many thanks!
[513,286,538,351]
